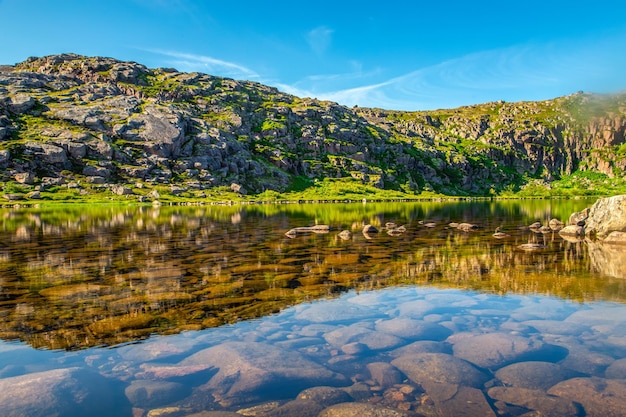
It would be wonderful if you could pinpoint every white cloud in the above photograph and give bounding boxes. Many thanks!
[279,33,626,110]
[146,49,259,79]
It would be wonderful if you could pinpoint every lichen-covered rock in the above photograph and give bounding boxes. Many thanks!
[585,195,626,237]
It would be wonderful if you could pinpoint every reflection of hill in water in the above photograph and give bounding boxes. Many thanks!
[1,200,623,350]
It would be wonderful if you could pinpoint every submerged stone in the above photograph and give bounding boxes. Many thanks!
[452,332,547,369]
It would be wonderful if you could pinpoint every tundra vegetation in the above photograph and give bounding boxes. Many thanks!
[0,54,625,204]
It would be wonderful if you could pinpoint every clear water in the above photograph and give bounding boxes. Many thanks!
[1,199,625,416]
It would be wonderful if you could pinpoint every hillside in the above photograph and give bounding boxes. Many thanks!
[1,54,625,202]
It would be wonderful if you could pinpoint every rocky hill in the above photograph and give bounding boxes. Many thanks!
[1,53,625,200]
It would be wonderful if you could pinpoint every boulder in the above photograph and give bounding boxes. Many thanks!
[179,341,348,407]
[124,379,188,408]
[494,361,575,390]
[452,332,548,369]
[585,195,626,237]
[488,386,580,417]
[568,207,590,225]
[548,377,626,417]
[558,225,584,237]
[318,402,413,417]
[391,352,490,388]
[374,318,452,341]
[0,367,129,417]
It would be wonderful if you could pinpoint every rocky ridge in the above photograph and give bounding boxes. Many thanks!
[1,53,625,199]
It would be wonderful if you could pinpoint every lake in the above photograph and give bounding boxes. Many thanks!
[1,199,626,416]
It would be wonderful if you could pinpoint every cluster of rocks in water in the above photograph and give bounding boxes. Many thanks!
[2,284,626,417]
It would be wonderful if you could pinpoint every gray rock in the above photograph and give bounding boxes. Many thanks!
[523,319,590,336]
[585,195,626,237]
[558,225,584,237]
[258,399,325,417]
[324,324,404,351]
[362,224,379,234]
[391,352,489,388]
[296,386,353,408]
[605,358,626,379]
[548,377,626,417]
[318,402,413,417]
[111,184,134,195]
[295,302,381,323]
[388,340,452,357]
[452,332,547,369]
[558,345,615,376]
[366,362,404,389]
[488,386,580,417]
[432,385,497,417]
[375,318,452,341]
[8,94,35,113]
[125,379,188,408]
[14,172,34,184]
[0,367,128,417]
[179,341,348,407]
[495,361,575,390]
[568,207,590,226]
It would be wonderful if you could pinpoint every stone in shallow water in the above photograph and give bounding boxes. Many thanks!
[558,345,615,376]
[257,398,325,417]
[317,402,413,417]
[374,317,452,341]
[548,377,626,417]
[180,341,348,407]
[324,323,405,351]
[394,299,436,318]
[452,332,548,369]
[495,361,576,391]
[296,386,353,408]
[294,302,381,323]
[366,362,404,389]
[605,358,626,379]
[487,386,580,417]
[125,379,189,408]
[430,384,496,417]
[0,367,129,417]
[523,319,591,336]
[391,352,490,388]
[388,340,452,357]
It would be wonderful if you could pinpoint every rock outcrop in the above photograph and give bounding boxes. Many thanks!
[1,54,626,199]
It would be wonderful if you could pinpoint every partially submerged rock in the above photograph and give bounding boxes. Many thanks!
[585,195,626,237]
[285,225,330,237]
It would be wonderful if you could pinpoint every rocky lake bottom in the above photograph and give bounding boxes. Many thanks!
[0,199,625,416]
[3,288,626,417]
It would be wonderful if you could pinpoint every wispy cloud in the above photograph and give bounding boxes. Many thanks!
[146,49,259,80]
[306,26,334,56]
[281,33,626,110]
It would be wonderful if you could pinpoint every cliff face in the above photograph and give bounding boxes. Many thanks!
[1,54,625,197]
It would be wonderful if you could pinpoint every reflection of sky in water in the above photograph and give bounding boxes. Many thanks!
[2,287,626,416]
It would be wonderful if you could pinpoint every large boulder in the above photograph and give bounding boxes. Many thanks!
[0,367,129,417]
[179,341,348,407]
[585,195,626,237]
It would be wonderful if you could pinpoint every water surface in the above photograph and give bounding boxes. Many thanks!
[1,199,626,416]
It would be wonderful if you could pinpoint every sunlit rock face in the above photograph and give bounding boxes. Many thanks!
[2,54,626,198]
[585,195,626,237]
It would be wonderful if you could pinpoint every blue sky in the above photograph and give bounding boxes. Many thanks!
[1,0,625,110]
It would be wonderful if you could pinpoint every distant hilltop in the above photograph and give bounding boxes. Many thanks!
[0,53,625,202]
